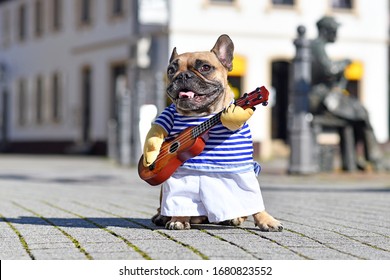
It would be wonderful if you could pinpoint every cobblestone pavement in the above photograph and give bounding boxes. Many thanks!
[0,155,389,260]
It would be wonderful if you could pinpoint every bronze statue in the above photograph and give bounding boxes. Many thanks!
[309,16,383,171]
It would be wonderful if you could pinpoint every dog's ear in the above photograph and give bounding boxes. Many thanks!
[211,34,234,71]
[169,47,178,63]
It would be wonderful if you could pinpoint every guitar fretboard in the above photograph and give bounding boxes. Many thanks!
[189,87,267,139]
[191,111,223,138]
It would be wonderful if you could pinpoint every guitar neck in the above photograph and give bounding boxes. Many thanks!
[191,111,223,138]
[190,86,269,139]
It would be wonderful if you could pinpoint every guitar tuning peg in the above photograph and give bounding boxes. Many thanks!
[257,95,263,100]
[255,87,261,92]
[262,101,268,106]
[243,93,248,98]
[251,107,257,111]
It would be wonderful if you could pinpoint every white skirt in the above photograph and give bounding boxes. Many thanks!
[161,167,265,223]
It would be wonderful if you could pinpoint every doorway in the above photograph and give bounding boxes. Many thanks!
[271,60,290,142]
[81,67,92,143]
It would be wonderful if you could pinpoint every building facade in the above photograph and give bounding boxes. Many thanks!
[0,0,388,161]
[0,0,134,154]
[168,0,389,159]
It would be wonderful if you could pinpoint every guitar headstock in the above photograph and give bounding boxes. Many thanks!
[235,86,270,109]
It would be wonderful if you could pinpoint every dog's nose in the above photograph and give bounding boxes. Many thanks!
[177,71,194,80]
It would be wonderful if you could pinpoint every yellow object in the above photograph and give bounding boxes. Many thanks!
[341,89,350,96]
[143,124,168,167]
[229,83,240,99]
[220,104,254,131]
[229,55,246,76]
[344,61,363,80]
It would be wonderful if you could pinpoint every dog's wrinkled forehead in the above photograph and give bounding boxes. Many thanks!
[173,52,221,69]
[168,51,227,78]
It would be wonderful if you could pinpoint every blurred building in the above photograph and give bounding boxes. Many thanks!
[0,0,388,160]
[0,0,136,154]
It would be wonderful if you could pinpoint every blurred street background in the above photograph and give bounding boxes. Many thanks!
[0,0,390,261]
[0,0,389,170]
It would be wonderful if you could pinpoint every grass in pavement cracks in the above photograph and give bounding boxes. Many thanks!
[0,213,35,260]
[42,201,152,260]
[239,226,312,260]
[197,228,262,260]
[73,201,210,260]
[12,202,93,260]
[279,216,390,259]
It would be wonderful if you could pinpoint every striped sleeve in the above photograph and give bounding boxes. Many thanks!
[153,104,176,135]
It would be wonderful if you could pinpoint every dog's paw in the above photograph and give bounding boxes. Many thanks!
[165,217,191,230]
[166,221,191,230]
[151,213,170,227]
[219,216,247,226]
[253,211,283,232]
[190,216,209,224]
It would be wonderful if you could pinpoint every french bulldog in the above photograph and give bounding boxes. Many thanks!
[143,34,283,232]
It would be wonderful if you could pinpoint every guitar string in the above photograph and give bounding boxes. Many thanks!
[144,91,267,166]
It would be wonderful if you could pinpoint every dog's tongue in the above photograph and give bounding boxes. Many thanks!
[179,91,195,99]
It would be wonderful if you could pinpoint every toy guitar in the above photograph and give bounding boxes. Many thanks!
[138,86,270,186]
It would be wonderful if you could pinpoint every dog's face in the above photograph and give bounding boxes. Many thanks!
[166,34,235,116]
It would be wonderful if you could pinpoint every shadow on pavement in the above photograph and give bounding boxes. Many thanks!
[0,174,126,185]
[0,217,156,229]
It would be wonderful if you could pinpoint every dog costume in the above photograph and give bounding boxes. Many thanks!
[153,103,265,222]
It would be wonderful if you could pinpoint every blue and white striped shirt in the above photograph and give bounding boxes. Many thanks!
[154,104,261,175]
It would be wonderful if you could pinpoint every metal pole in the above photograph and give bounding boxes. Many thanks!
[288,26,318,174]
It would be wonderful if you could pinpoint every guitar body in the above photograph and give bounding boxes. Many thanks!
[138,127,209,186]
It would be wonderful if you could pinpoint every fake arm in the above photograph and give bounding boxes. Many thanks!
[220,104,254,131]
[142,124,168,167]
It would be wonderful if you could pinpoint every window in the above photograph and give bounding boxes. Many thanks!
[111,0,124,16]
[332,0,353,9]
[108,0,127,20]
[1,9,10,47]
[18,4,27,42]
[79,0,92,25]
[18,79,27,126]
[36,76,44,124]
[52,0,62,31]
[52,72,61,122]
[34,0,44,37]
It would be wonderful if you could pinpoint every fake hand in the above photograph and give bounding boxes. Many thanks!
[143,124,167,167]
[220,104,254,131]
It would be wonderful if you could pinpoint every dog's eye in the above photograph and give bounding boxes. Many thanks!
[199,64,211,73]
[167,66,175,76]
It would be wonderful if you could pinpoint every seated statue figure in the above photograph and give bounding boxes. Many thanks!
[309,16,384,171]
